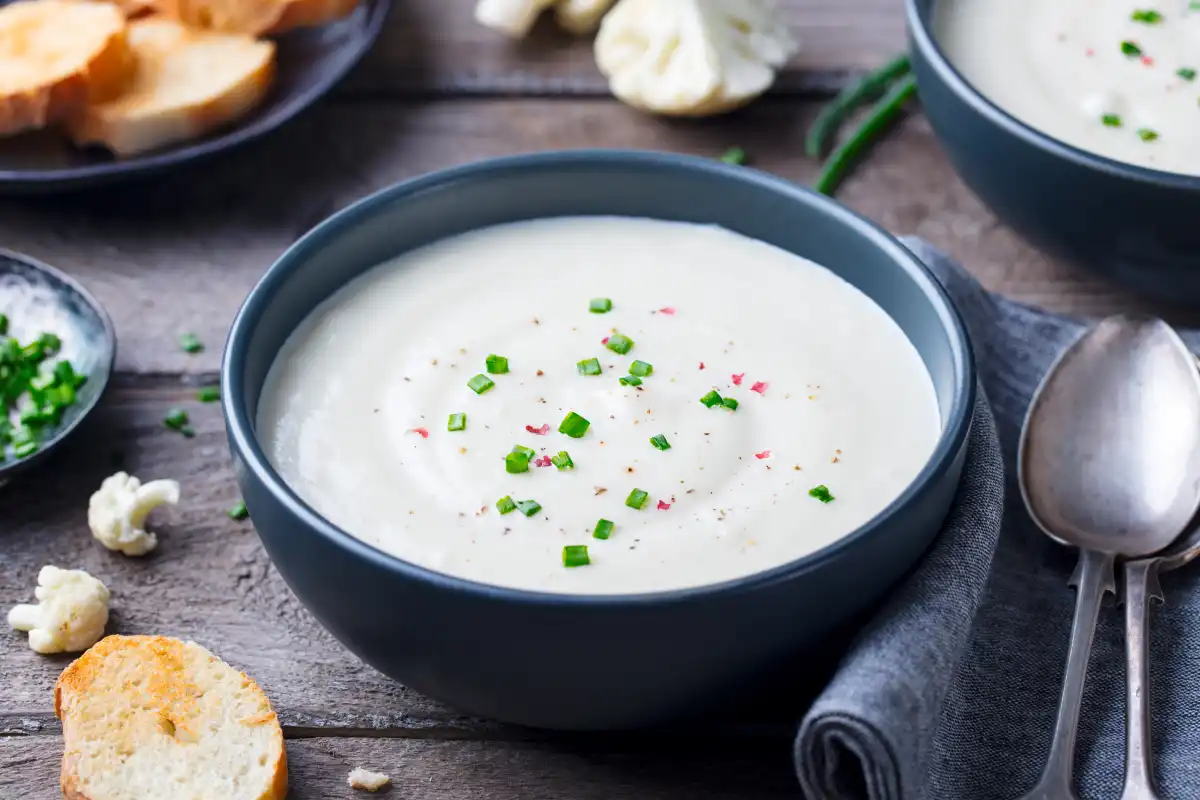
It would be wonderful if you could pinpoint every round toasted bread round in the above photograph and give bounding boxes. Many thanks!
[0,0,134,136]
[145,0,361,35]
[66,17,276,157]
[55,635,287,800]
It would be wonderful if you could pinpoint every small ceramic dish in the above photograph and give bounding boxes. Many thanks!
[222,151,975,731]
[908,0,1200,303]
[0,250,116,483]
[0,0,391,194]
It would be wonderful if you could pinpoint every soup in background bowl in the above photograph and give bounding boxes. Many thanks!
[222,151,974,730]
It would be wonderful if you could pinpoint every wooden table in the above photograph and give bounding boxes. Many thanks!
[0,2,1180,797]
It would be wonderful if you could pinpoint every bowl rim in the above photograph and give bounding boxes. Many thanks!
[0,247,117,479]
[907,0,1200,191]
[222,149,976,607]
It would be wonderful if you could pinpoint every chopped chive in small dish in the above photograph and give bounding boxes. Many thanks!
[485,354,509,374]
[650,434,671,451]
[468,374,495,394]
[563,545,590,567]
[448,412,467,432]
[559,411,590,438]
[700,389,724,408]
[593,519,614,540]
[809,485,835,503]
[629,360,653,377]
[577,358,602,376]
[551,450,574,470]
[619,375,642,387]
[515,499,542,517]
[589,298,613,313]
[605,332,634,355]
[497,496,517,514]
[626,488,649,510]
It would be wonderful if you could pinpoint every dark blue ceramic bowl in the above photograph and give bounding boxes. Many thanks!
[908,0,1200,303]
[222,151,975,731]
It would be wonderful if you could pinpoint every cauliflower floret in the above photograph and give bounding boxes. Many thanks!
[348,768,391,792]
[475,0,615,37]
[7,566,110,654]
[87,471,180,557]
[595,0,797,116]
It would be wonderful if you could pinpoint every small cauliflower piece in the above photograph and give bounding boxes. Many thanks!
[595,0,797,116]
[348,767,391,792]
[475,0,614,37]
[8,566,110,654]
[87,471,180,557]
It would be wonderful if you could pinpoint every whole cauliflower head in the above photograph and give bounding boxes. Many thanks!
[87,472,180,557]
[475,0,615,37]
[8,566,110,654]
[595,0,797,116]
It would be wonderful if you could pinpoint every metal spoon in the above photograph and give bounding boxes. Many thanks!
[0,249,115,485]
[1119,518,1200,800]
[1017,315,1200,800]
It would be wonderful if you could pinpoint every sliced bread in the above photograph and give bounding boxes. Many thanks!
[145,0,360,36]
[55,635,287,800]
[66,16,275,157]
[0,0,134,135]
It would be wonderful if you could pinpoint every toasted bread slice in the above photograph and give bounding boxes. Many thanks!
[66,17,275,157]
[108,0,156,17]
[55,635,287,800]
[0,1,134,136]
[146,0,360,35]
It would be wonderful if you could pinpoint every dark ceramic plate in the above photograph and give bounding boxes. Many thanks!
[0,0,391,194]
[0,250,116,484]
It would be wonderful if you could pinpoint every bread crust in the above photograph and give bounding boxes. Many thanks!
[55,635,288,800]
[0,1,134,136]
[145,0,360,35]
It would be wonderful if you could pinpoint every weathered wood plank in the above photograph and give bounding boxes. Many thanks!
[0,735,800,799]
[0,99,1169,378]
[349,0,905,95]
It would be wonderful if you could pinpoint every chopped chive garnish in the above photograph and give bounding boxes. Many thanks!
[720,147,748,165]
[485,354,509,374]
[629,360,653,377]
[512,444,535,458]
[1121,40,1143,57]
[1102,113,1122,127]
[13,439,38,458]
[195,386,220,403]
[589,298,613,314]
[551,450,574,470]
[506,450,531,474]
[650,434,671,451]
[619,376,642,387]
[448,412,467,432]
[722,397,739,411]
[559,411,590,439]
[577,358,602,376]
[0,314,7,335]
[562,545,590,567]
[497,496,517,514]
[468,374,495,394]
[593,519,614,540]
[164,407,189,430]
[228,501,249,520]
[700,389,724,408]
[179,425,196,439]
[626,488,649,510]
[809,485,835,503]
[1138,127,1160,141]
[515,499,542,517]
[1131,9,1163,23]
[1178,67,1197,80]
[605,333,634,355]
[179,333,203,354]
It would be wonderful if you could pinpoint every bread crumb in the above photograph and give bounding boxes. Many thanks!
[348,767,391,792]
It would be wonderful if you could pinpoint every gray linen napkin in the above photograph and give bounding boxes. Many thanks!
[796,238,1200,800]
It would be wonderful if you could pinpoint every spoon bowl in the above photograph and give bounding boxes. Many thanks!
[1020,315,1200,559]
[0,249,116,483]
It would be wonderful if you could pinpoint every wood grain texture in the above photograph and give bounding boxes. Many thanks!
[349,0,905,95]
[0,99,1174,377]
[1,735,800,799]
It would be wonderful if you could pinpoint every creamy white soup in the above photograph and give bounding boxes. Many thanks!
[257,217,940,595]
[936,0,1200,175]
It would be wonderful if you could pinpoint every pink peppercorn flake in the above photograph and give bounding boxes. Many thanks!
[526,424,550,436]
[755,450,771,460]
[1142,56,1155,66]
[534,456,553,468]
[601,336,610,345]
[659,307,676,315]
[409,428,429,439]
[732,373,744,386]
[657,500,671,510]
[750,381,768,394]
[699,361,705,370]
[1085,48,1095,57]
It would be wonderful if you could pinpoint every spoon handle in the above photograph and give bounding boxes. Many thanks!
[1020,549,1115,800]
[1119,560,1163,800]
